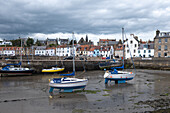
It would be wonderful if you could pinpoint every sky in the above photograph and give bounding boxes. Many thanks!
[0,0,170,45]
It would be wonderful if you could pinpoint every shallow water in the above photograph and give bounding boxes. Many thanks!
[0,69,169,113]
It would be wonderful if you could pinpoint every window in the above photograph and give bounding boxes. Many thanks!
[130,40,133,44]
[138,50,140,53]
[164,53,167,57]
[144,50,146,53]
[148,50,151,53]
[158,52,161,57]
[143,55,145,58]
[135,44,137,47]
[127,44,128,47]
[158,45,161,50]
[159,39,161,43]
[127,50,129,53]
[165,38,168,43]
[134,50,136,53]
[164,45,167,50]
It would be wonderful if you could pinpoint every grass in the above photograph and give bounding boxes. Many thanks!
[102,94,110,96]
[74,90,101,94]
[160,93,169,96]
[128,99,134,101]
[129,95,139,98]
[72,109,85,113]
[103,89,111,91]
[134,103,140,105]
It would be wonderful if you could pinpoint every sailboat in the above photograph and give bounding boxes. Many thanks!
[42,47,65,73]
[104,28,135,84]
[49,32,88,92]
[42,67,64,73]
[0,38,34,76]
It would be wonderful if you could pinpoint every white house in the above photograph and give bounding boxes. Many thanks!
[100,46,114,58]
[35,46,46,56]
[56,45,75,57]
[0,47,18,56]
[0,40,12,46]
[46,47,56,56]
[137,42,154,57]
[124,34,139,59]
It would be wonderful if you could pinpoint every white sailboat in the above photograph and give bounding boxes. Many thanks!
[49,32,88,92]
[104,28,135,84]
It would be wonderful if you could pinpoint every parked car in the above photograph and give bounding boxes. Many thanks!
[79,57,84,60]
[63,56,73,60]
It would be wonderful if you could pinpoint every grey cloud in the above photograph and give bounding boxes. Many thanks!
[0,0,170,40]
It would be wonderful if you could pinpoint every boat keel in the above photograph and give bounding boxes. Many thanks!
[105,78,126,84]
[115,80,126,84]
[49,87,54,93]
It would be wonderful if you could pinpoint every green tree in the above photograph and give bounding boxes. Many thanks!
[10,39,21,47]
[26,37,34,47]
[49,44,56,47]
[35,39,41,46]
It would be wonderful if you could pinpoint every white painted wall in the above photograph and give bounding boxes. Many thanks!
[124,35,139,59]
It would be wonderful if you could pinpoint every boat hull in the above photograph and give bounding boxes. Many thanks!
[49,80,88,90]
[42,68,64,73]
[0,70,34,76]
[104,71,135,81]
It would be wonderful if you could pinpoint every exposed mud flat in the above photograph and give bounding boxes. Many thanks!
[0,69,169,113]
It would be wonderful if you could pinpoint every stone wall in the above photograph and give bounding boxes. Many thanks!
[127,57,170,70]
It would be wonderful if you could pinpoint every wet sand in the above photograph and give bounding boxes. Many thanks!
[0,69,169,113]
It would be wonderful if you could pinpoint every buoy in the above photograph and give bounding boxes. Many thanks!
[110,76,112,78]
[130,72,132,74]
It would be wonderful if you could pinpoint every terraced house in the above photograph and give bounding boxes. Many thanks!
[154,30,170,57]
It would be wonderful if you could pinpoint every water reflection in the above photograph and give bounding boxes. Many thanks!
[48,93,88,110]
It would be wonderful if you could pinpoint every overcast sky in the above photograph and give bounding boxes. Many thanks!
[0,0,170,44]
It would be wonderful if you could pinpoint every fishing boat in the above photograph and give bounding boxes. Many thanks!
[49,32,88,92]
[104,28,135,84]
[0,39,34,76]
[42,67,64,73]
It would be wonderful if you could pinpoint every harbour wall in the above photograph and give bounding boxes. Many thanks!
[127,57,170,70]
[1,56,104,73]
[1,56,170,73]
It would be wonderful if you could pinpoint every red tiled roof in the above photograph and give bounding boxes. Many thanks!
[100,39,108,42]
[89,47,95,51]
[0,47,21,51]
[46,47,56,50]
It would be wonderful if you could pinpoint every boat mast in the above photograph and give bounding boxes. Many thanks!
[122,28,124,69]
[72,32,75,72]
[20,38,22,68]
